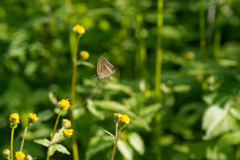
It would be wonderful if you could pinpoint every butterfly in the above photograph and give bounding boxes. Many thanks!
[96,56,115,79]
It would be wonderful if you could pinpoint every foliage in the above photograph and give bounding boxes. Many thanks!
[0,0,240,159]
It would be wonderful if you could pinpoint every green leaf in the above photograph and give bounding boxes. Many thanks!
[87,100,105,120]
[104,82,134,96]
[85,135,113,160]
[202,106,237,140]
[203,93,231,107]
[140,103,161,123]
[230,107,240,121]
[37,109,54,122]
[78,61,95,68]
[117,139,133,160]
[217,131,240,151]
[218,59,238,67]
[49,145,56,156]
[128,132,145,155]
[34,138,51,147]
[173,84,191,93]
[93,100,127,112]
[102,129,115,139]
[55,144,70,155]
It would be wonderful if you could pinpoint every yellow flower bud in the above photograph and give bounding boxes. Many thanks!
[63,129,74,138]
[9,113,20,128]
[2,149,10,159]
[119,114,130,124]
[73,24,85,35]
[62,119,71,128]
[28,113,39,124]
[59,99,70,110]
[80,51,89,60]
[15,151,25,160]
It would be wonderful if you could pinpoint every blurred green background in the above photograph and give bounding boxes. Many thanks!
[1,0,240,159]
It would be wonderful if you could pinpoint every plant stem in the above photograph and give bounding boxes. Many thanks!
[50,138,65,147]
[155,0,163,100]
[10,127,15,160]
[111,123,120,160]
[52,127,65,143]
[46,109,62,160]
[50,109,62,142]
[71,36,80,160]
[134,0,146,78]
[64,0,72,12]
[236,144,240,159]
[213,7,222,59]
[20,127,28,152]
[200,0,206,58]
[155,111,162,160]
[155,1,164,159]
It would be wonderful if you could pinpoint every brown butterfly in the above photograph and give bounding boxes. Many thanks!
[96,56,115,79]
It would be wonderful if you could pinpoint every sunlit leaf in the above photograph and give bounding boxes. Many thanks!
[87,100,105,120]
[230,107,240,121]
[173,84,191,93]
[202,106,237,140]
[54,144,70,155]
[117,139,133,160]
[140,103,161,123]
[104,82,134,96]
[102,129,115,139]
[78,61,95,68]
[128,132,145,155]
[49,145,56,156]
[85,135,113,160]
[217,131,240,151]
[93,100,127,112]
[37,109,54,122]
[34,138,51,147]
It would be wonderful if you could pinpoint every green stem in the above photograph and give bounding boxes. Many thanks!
[71,36,80,160]
[64,0,72,12]
[155,1,163,159]
[155,111,162,160]
[50,109,62,142]
[111,123,120,160]
[213,8,222,59]
[52,127,65,144]
[236,144,240,159]
[135,0,146,78]
[46,109,62,160]
[20,127,28,152]
[10,127,15,160]
[200,0,206,58]
[155,0,163,100]
[50,138,65,147]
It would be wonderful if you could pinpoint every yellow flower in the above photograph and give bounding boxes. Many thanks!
[59,99,70,110]
[80,51,89,60]
[114,113,121,118]
[114,113,121,122]
[62,119,71,128]
[73,24,85,35]
[15,151,25,160]
[119,114,130,124]
[10,113,20,122]
[28,113,39,123]
[63,129,74,137]
[9,113,20,127]
[186,51,195,60]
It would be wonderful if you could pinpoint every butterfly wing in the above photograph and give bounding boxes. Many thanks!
[97,56,115,79]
